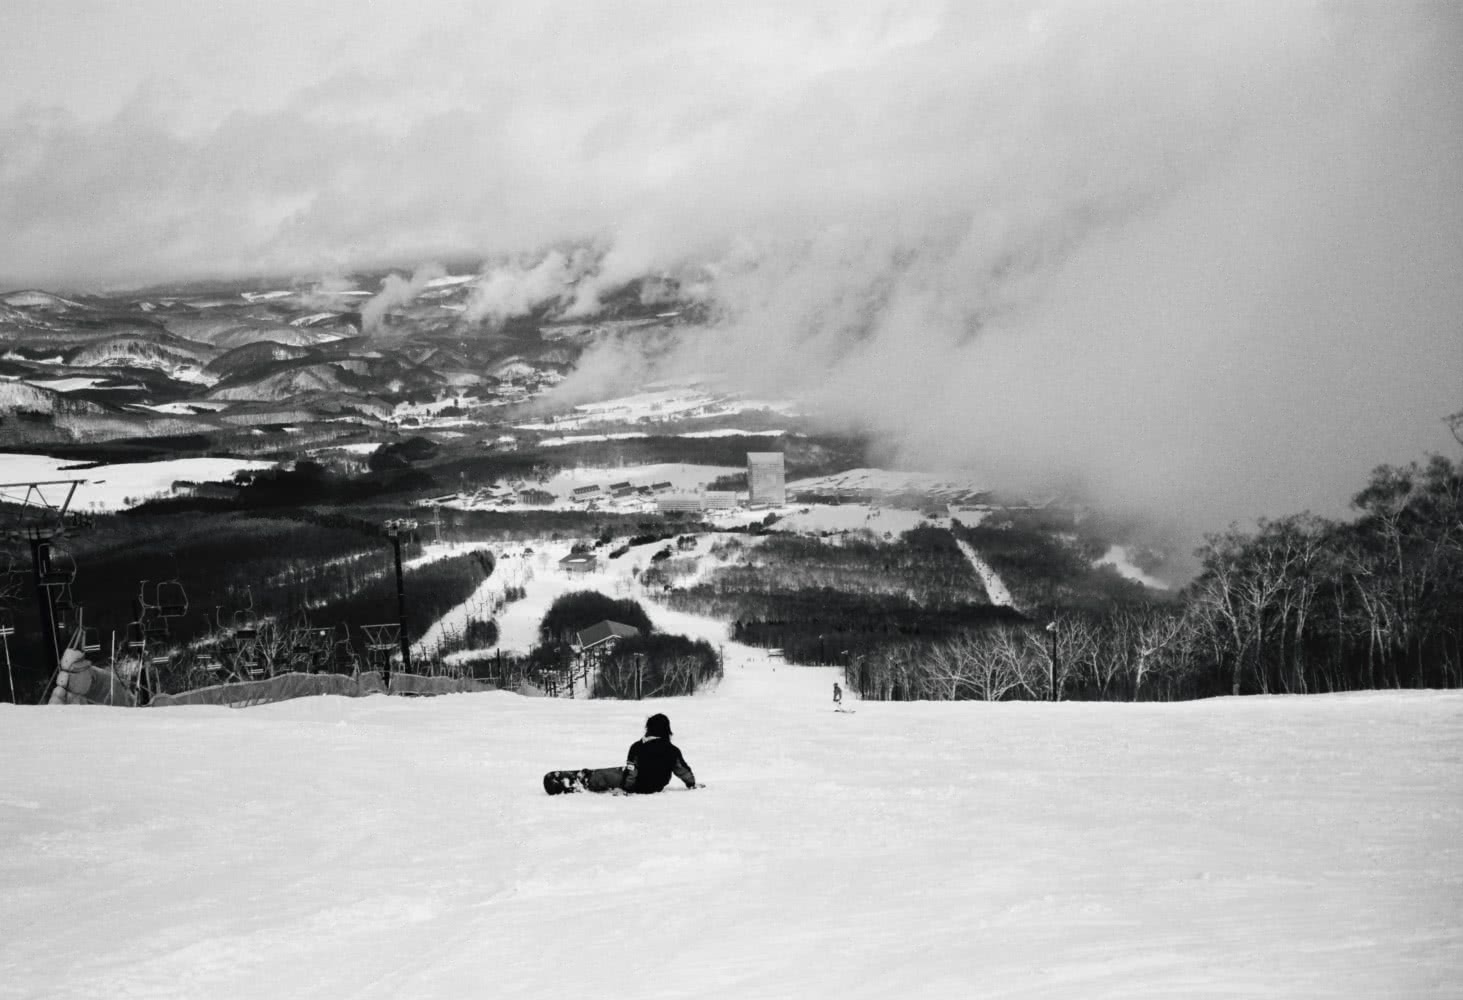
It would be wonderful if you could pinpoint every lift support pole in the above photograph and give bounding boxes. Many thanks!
[28,537,61,702]
[392,530,411,681]
[384,519,417,692]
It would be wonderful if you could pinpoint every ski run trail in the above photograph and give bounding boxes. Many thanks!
[4,647,1462,997]
[954,536,1018,609]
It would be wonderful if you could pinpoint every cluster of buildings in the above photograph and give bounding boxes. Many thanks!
[414,450,788,516]
[552,451,787,516]
[575,480,675,502]
[653,452,785,514]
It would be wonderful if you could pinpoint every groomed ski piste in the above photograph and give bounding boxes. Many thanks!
[3,633,1462,998]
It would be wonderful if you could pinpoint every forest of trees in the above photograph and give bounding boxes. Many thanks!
[844,455,1463,702]
[527,591,719,698]
[590,633,722,699]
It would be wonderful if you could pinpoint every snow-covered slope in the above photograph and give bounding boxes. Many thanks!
[206,362,360,402]
[955,536,1017,608]
[2,675,1459,998]
[0,453,273,510]
[1,289,90,311]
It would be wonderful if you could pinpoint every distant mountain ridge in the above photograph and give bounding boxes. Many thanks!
[0,268,699,448]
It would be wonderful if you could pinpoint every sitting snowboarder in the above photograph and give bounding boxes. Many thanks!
[543,713,698,795]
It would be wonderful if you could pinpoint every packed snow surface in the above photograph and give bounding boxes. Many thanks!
[0,453,274,511]
[2,674,1460,998]
[788,467,985,496]
[21,377,128,393]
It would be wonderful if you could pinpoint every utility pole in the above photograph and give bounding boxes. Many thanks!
[1046,619,1059,702]
[384,519,417,690]
[28,536,62,701]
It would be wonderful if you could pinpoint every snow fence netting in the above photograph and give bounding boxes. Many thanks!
[144,671,491,707]
[148,672,361,708]
[389,673,492,696]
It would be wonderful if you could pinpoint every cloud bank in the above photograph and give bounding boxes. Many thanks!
[360,262,445,334]
[2,1,1460,532]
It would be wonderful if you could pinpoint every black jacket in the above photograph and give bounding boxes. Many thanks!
[623,736,695,793]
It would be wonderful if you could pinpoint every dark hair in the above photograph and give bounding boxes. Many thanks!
[645,713,672,739]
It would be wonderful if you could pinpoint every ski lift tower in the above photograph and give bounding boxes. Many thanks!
[0,480,90,697]
[383,518,418,689]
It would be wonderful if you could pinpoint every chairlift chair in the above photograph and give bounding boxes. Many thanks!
[39,545,76,587]
[240,652,268,680]
[50,584,78,613]
[231,588,258,641]
[0,607,14,638]
[156,580,188,618]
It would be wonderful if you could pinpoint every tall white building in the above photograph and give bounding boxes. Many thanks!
[747,452,786,506]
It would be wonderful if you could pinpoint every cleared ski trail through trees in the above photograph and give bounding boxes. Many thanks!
[954,536,1017,608]
[3,644,1462,999]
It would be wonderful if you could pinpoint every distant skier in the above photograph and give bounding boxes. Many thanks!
[543,713,698,795]
[833,682,843,708]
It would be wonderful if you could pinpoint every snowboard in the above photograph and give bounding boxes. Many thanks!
[543,769,591,795]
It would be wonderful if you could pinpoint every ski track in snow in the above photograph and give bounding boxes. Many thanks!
[954,536,1017,609]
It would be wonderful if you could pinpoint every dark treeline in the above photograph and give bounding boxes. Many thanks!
[679,529,987,607]
[664,529,1026,663]
[728,593,1027,664]
[591,634,722,699]
[846,455,1463,702]
[525,591,718,699]
[3,433,218,462]
[538,590,655,644]
[1184,455,1462,695]
[949,515,1151,611]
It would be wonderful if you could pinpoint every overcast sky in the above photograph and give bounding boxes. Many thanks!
[3,1,1460,533]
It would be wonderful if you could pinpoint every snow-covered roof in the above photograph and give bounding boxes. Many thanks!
[574,620,641,650]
